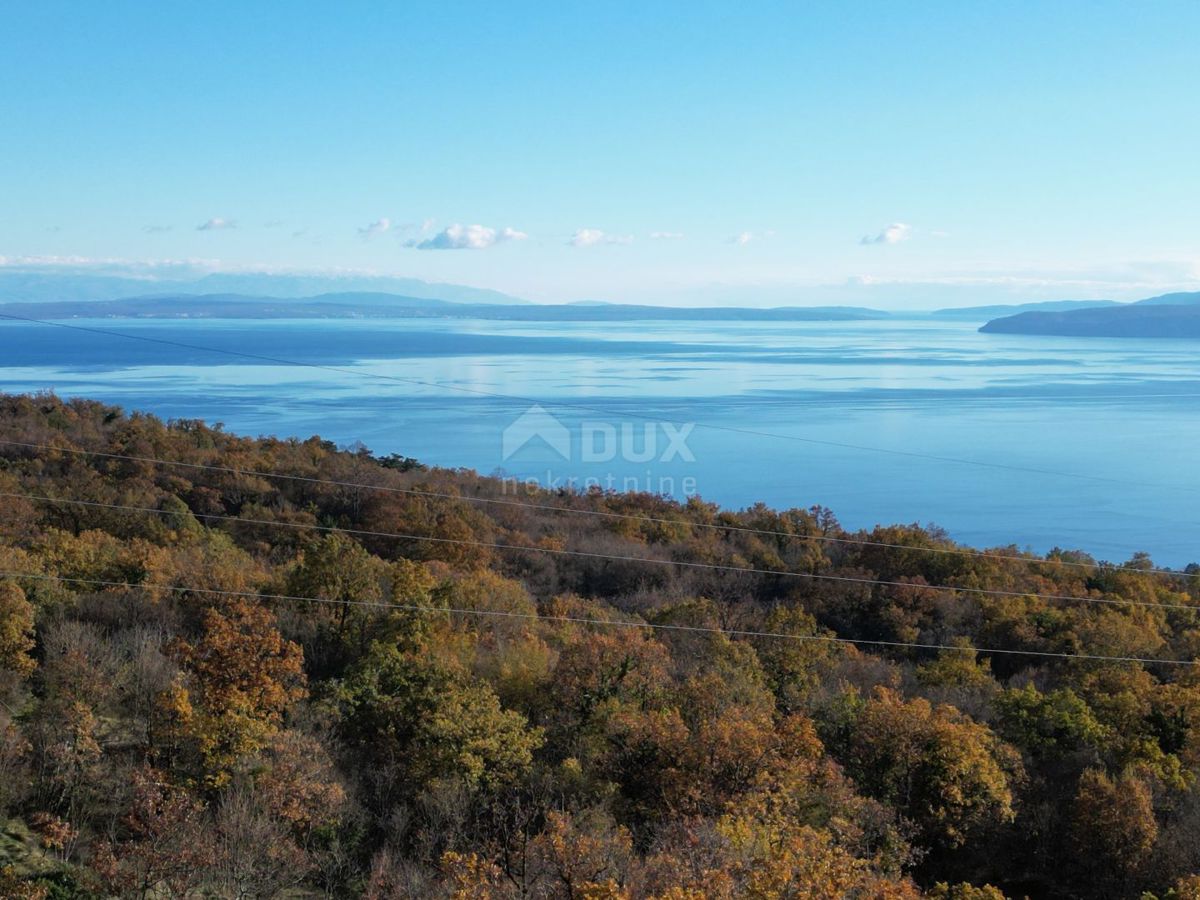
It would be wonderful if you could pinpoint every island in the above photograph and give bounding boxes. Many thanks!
[980,292,1200,338]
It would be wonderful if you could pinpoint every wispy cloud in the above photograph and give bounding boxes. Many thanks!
[410,223,527,250]
[848,258,1200,290]
[358,217,391,239]
[142,225,172,234]
[860,222,911,245]
[393,219,436,239]
[569,228,633,247]
[649,231,684,240]
[728,229,776,246]
[0,255,226,276]
[197,217,236,231]
[264,219,285,228]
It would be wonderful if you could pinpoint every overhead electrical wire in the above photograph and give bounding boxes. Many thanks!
[0,315,1195,669]
[0,567,1193,667]
[3,489,1197,613]
[0,438,1195,580]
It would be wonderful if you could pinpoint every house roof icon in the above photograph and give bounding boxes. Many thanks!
[502,405,572,461]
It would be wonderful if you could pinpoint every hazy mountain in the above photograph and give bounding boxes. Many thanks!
[185,273,526,304]
[1133,290,1200,306]
[129,291,453,308]
[434,303,892,321]
[0,270,527,305]
[0,293,892,322]
[0,292,459,320]
[980,304,1200,338]
[930,299,1121,320]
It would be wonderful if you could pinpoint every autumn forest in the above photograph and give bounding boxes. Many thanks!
[2,392,1200,899]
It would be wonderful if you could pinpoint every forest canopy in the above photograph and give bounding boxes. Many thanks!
[1,392,1199,899]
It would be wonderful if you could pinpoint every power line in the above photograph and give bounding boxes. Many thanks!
[0,567,1194,667]
[0,312,1187,492]
[1,437,1195,580]
[6,489,1198,613]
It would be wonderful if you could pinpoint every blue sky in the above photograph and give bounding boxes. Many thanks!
[2,1,1198,307]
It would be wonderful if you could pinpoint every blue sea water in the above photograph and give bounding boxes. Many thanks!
[0,316,1197,566]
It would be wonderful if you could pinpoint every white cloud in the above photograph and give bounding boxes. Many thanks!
[570,229,604,247]
[411,223,527,250]
[650,231,684,240]
[142,225,172,234]
[358,217,391,239]
[197,217,236,231]
[860,223,911,245]
[729,231,755,246]
[569,228,633,247]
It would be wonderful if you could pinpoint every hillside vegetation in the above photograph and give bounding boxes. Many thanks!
[1,393,1199,898]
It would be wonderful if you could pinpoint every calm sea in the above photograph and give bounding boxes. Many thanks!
[1,316,1197,566]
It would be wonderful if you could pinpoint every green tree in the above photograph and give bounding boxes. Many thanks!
[753,606,841,712]
[995,684,1108,760]
[285,532,392,669]
[337,642,542,798]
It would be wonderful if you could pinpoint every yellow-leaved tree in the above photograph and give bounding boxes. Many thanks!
[160,599,306,786]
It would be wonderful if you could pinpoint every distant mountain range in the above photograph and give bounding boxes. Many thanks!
[0,270,527,306]
[0,292,892,322]
[929,299,1122,319]
[0,292,455,320]
[1129,291,1200,307]
[2,270,1199,332]
[980,291,1200,338]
